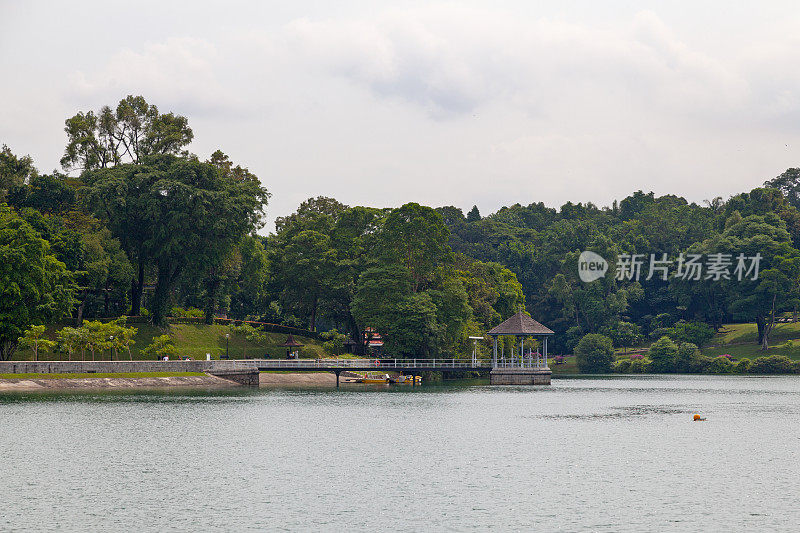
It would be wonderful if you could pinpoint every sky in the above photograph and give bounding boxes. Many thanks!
[2,1,800,233]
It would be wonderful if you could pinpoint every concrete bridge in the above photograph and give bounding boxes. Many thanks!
[0,357,550,387]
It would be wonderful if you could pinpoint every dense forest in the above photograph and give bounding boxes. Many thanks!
[4,95,800,367]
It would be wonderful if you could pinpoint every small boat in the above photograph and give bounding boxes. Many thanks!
[356,372,390,384]
[390,375,422,384]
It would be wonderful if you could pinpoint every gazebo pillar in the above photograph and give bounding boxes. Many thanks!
[492,336,498,368]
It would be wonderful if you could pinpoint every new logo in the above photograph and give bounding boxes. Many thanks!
[578,251,608,282]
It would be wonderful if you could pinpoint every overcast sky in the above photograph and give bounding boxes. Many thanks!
[3,1,800,232]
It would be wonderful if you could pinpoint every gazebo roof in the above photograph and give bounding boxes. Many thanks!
[279,334,305,347]
[488,311,553,336]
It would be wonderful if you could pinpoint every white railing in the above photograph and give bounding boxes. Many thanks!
[493,362,550,370]
[224,358,490,370]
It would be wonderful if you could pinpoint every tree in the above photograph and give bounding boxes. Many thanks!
[229,323,266,358]
[83,154,269,324]
[765,168,800,209]
[0,144,37,201]
[378,203,452,292]
[648,336,679,373]
[142,334,178,360]
[56,326,82,361]
[0,204,76,360]
[18,325,55,361]
[466,205,481,222]
[666,321,715,348]
[61,95,193,173]
[321,329,347,356]
[574,333,614,373]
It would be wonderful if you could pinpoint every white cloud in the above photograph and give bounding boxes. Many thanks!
[68,37,233,116]
[6,1,800,232]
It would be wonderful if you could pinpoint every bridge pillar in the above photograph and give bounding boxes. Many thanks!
[335,370,340,388]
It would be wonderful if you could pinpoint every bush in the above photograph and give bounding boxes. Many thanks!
[666,321,715,348]
[629,358,649,373]
[170,306,204,318]
[676,342,699,373]
[648,336,679,373]
[612,359,632,373]
[575,334,615,373]
[735,358,752,374]
[750,355,796,374]
[706,356,734,374]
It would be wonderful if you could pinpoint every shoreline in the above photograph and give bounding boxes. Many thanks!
[0,373,240,392]
[0,371,352,392]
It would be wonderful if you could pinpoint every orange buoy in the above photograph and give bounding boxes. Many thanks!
[693,414,706,421]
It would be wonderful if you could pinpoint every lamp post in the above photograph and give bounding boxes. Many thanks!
[108,335,115,361]
[225,333,230,359]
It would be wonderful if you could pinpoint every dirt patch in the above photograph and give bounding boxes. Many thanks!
[0,374,238,391]
[259,372,342,385]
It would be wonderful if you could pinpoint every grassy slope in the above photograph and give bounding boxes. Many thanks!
[12,323,329,361]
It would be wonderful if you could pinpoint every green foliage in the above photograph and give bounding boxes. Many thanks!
[18,325,56,361]
[706,356,735,374]
[0,144,37,201]
[667,321,715,348]
[628,358,649,373]
[676,342,700,373]
[379,202,452,292]
[749,355,796,374]
[84,154,269,324]
[61,95,193,172]
[0,204,76,360]
[612,358,631,373]
[141,334,178,360]
[648,336,679,373]
[735,358,752,374]
[170,306,205,318]
[320,329,348,355]
[574,333,614,373]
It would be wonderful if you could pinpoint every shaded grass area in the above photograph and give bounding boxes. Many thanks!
[711,322,800,346]
[12,323,329,361]
[550,356,579,374]
[0,372,206,379]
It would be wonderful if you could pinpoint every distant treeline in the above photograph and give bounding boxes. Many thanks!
[4,94,800,361]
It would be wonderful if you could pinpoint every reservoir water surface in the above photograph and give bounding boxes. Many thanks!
[2,375,799,531]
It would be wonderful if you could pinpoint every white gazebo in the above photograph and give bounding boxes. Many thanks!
[487,311,554,384]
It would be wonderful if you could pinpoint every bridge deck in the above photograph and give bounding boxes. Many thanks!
[225,358,546,372]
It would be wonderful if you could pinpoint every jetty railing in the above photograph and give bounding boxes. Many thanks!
[224,358,491,370]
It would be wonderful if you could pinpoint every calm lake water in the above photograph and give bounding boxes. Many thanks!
[2,375,800,532]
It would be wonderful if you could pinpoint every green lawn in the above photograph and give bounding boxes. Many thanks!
[710,322,800,346]
[0,372,206,379]
[11,323,329,361]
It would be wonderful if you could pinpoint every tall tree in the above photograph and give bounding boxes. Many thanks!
[61,95,193,173]
[378,202,452,292]
[83,154,269,325]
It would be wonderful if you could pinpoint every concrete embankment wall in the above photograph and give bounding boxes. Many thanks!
[0,360,260,387]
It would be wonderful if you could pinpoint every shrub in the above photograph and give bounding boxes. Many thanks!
[169,306,204,318]
[629,358,649,373]
[735,358,752,374]
[706,356,734,374]
[648,336,679,373]
[666,321,715,348]
[676,342,699,373]
[612,359,632,373]
[750,355,796,374]
[575,334,615,373]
